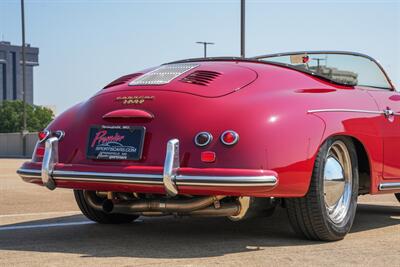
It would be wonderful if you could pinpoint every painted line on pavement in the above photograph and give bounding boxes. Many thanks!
[0,211,80,218]
[0,221,94,231]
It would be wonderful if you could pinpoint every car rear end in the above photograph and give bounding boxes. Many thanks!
[17,60,285,221]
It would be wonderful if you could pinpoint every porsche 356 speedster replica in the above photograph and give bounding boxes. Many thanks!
[18,51,400,241]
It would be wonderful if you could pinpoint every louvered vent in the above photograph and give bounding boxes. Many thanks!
[103,73,142,89]
[181,70,221,86]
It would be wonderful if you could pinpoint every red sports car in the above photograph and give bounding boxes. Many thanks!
[17,51,400,241]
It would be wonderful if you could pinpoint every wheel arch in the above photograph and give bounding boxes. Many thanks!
[350,136,371,195]
[316,133,372,195]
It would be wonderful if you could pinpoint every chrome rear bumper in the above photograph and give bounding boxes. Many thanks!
[17,138,278,195]
[18,168,277,187]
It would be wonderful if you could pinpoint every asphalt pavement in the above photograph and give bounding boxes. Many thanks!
[0,159,399,266]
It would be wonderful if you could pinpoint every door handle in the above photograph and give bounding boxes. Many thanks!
[383,108,394,117]
[383,108,395,122]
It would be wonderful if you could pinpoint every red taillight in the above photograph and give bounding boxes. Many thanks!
[221,130,239,146]
[201,151,216,163]
[38,130,50,143]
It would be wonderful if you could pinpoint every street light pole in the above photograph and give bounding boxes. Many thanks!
[20,0,27,156]
[241,0,245,58]
[196,41,214,58]
[21,0,27,132]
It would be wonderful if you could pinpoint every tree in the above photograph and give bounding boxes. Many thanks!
[0,100,54,133]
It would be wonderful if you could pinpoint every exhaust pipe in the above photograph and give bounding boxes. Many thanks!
[83,191,103,210]
[102,195,225,214]
[83,191,252,219]
[115,203,241,217]
[188,203,240,217]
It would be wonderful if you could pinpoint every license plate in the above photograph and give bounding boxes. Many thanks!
[87,125,145,160]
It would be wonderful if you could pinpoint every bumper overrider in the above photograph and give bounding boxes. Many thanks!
[17,137,278,196]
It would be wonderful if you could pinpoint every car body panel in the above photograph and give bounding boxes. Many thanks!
[363,88,400,180]
[18,56,400,197]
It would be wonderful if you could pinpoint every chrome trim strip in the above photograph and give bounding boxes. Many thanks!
[53,170,162,180]
[17,169,42,180]
[308,109,384,115]
[54,176,164,185]
[17,168,277,187]
[53,170,163,185]
[378,182,400,191]
[18,169,42,175]
[176,175,277,187]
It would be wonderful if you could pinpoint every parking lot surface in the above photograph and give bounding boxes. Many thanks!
[0,159,399,266]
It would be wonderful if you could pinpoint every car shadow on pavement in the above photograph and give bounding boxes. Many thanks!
[0,203,398,259]
[351,204,400,233]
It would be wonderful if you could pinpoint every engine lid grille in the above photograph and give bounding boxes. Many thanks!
[129,63,199,86]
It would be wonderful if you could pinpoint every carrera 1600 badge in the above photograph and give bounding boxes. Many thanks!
[115,96,154,105]
[87,125,146,160]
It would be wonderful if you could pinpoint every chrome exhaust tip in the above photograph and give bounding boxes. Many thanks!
[228,197,251,221]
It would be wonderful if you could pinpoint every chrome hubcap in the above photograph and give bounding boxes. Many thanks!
[323,141,352,224]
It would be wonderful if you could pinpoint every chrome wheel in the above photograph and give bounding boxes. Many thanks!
[323,140,353,224]
[287,137,358,241]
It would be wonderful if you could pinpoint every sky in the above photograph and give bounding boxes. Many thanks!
[1,0,399,113]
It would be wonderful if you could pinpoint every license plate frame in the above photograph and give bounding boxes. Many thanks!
[86,125,146,161]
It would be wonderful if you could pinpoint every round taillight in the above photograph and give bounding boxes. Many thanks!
[194,132,213,147]
[38,130,50,143]
[221,130,239,146]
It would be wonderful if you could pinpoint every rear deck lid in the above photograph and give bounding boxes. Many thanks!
[103,62,258,98]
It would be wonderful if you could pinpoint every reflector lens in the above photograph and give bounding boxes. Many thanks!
[221,130,239,145]
[201,151,216,163]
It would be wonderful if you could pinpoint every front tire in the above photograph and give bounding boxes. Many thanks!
[74,190,139,224]
[286,136,359,241]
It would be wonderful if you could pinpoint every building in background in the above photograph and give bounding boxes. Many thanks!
[0,41,39,105]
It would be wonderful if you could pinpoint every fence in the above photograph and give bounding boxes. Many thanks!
[0,132,37,158]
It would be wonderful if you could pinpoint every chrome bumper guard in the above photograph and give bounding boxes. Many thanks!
[18,138,278,195]
[41,136,60,190]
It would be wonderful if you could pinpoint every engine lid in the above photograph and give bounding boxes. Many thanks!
[101,62,258,98]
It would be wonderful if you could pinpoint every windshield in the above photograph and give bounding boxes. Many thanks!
[256,52,392,89]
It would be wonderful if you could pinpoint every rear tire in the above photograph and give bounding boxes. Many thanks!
[74,190,139,224]
[395,193,400,202]
[286,136,359,241]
